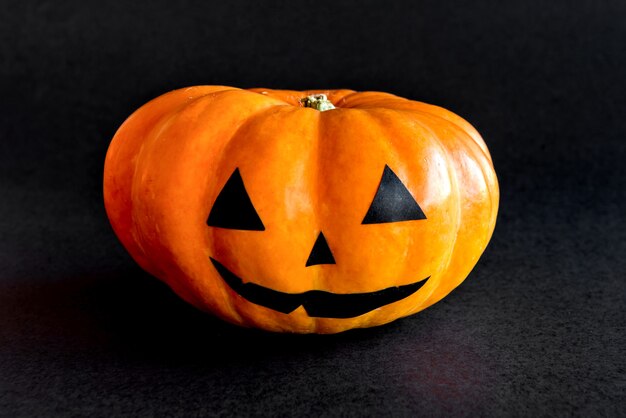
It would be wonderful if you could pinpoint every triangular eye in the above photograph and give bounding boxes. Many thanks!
[362,165,427,224]
[207,168,265,230]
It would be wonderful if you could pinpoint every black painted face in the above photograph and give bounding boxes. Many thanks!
[207,165,430,318]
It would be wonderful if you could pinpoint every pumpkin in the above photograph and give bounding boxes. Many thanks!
[103,86,499,334]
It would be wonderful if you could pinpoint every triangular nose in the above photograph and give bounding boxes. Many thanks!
[306,232,336,267]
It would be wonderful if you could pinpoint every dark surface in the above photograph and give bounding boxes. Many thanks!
[1,0,625,416]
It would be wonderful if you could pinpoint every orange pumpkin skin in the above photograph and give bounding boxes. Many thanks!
[103,86,499,334]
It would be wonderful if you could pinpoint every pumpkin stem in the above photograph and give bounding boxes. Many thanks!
[300,94,336,111]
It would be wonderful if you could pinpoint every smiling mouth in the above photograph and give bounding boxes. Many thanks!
[210,257,429,318]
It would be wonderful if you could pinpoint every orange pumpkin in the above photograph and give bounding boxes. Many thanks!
[103,86,499,333]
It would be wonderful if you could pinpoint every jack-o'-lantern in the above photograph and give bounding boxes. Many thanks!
[103,86,499,333]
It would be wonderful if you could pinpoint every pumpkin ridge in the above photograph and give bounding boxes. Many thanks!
[338,91,403,108]
[400,108,477,315]
[362,108,460,318]
[337,92,492,164]
[322,89,358,105]
[392,106,494,165]
[105,87,226,280]
[311,108,323,314]
[206,102,294,327]
[129,99,203,280]
[246,88,306,107]
[314,108,417,328]
[129,95,218,308]
[135,90,287,325]
[333,91,361,107]
[413,114,464,312]
[402,109,497,311]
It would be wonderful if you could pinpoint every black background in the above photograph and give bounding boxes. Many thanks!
[1,1,625,416]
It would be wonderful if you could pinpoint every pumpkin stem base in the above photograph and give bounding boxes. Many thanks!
[300,94,336,111]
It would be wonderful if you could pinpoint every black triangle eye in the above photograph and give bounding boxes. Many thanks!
[207,168,265,231]
[362,165,427,224]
